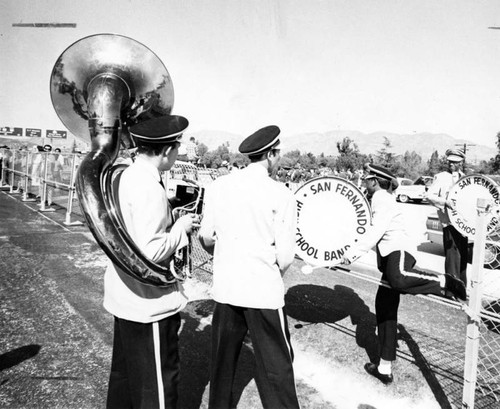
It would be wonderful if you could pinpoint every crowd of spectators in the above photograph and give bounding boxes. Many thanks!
[0,137,370,199]
[0,144,73,205]
[275,165,364,188]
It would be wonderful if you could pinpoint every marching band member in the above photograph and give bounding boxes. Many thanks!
[426,148,468,287]
[341,164,466,385]
[199,126,301,409]
[104,115,197,409]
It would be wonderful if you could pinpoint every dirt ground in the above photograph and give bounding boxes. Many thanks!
[0,189,473,408]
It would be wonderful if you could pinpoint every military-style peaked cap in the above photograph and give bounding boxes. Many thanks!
[238,125,281,156]
[129,115,189,144]
[445,148,466,162]
[364,163,399,189]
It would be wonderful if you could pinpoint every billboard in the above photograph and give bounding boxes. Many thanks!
[0,127,23,136]
[25,128,42,137]
[46,129,67,139]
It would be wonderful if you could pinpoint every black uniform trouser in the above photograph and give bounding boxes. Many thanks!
[107,314,181,409]
[209,302,300,409]
[443,225,468,284]
[376,250,443,361]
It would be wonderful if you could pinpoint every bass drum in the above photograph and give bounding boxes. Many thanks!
[447,174,500,240]
[294,176,372,267]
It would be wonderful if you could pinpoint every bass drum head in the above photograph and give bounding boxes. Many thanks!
[294,176,372,267]
[447,174,500,240]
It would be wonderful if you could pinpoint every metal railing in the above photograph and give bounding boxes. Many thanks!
[0,148,83,225]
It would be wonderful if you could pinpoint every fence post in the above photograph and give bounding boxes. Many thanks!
[64,154,83,226]
[22,151,35,202]
[0,149,11,190]
[39,152,55,212]
[462,198,488,409]
[9,150,17,194]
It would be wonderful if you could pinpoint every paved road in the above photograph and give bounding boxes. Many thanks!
[0,191,471,408]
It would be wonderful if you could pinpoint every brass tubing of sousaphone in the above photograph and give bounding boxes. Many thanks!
[76,75,179,286]
[50,34,181,286]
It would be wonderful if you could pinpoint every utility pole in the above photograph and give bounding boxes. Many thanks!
[456,143,476,156]
[456,143,476,168]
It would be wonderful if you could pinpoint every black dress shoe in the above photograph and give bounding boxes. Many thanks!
[445,274,467,301]
[444,290,457,301]
[364,363,393,385]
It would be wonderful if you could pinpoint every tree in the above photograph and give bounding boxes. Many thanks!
[282,150,301,169]
[196,142,209,158]
[198,150,218,168]
[228,152,249,168]
[298,152,318,169]
[317,152,326,167]
[324,155,337,170]
[476,159,495,175]
[336,137,368,172]
[279,155,295,169]
[427,150,441,176]
[490,131,500,174]
[337,137,357,156]
[374,136,396,169]
[393,151,425,179]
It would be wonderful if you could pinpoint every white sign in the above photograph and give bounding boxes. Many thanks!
[447,174,500,239]
[295,176,372,267]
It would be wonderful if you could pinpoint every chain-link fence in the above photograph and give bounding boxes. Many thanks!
[471,211,500,408]
[475,303,500,408]
[459,201,500,409]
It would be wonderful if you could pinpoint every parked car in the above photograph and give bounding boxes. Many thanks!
[426,211,500,270]
[395,176,433,203]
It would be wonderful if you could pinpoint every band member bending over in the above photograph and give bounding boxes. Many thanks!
[198,126,301,409]
[104,115,198,409]
[426,148,468,288]
[341,164,466,385]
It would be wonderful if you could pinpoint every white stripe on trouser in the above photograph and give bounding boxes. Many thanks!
[277,308,292,358]
[152,322,165,409]
[399,251,440,282]
[277,308,301,408]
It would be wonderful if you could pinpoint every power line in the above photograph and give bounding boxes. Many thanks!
[12,23,76,28]
[455,143,476,156]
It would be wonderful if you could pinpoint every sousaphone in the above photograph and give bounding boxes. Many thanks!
[50,33,184,286]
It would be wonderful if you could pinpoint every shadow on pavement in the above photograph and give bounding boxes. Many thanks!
[398,325,455,409]
[483,301,500,334]
[179,299,256,409]
[284,284,462,408]
[285,284,379,362]
[0,344,41,371]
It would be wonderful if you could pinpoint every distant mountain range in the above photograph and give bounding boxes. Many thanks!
[191,130,496,164]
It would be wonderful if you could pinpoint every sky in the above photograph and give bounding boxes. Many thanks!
[1,0,500,148]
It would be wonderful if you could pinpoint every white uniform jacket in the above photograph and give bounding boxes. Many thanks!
[198,163,296,309]
[104,157,189,323]
[426,171,463,227]
[344,189,416,262]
